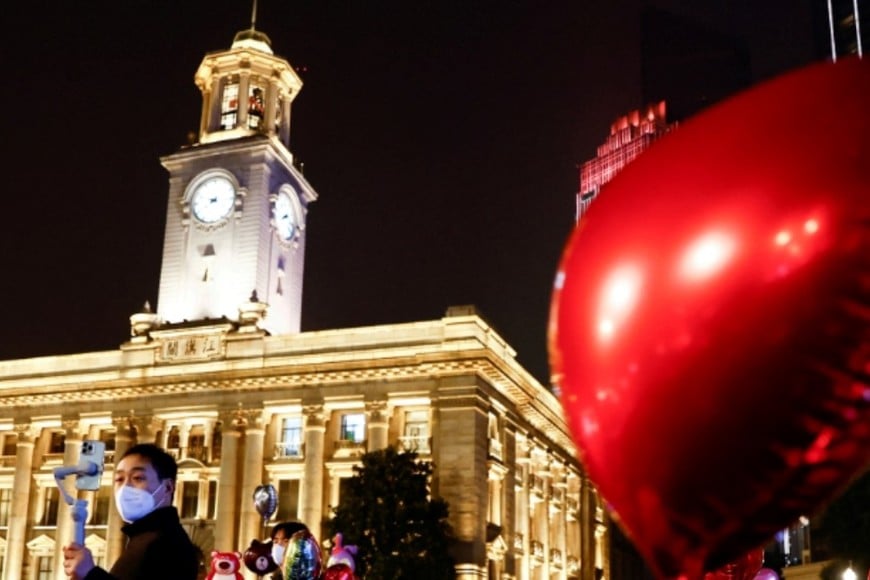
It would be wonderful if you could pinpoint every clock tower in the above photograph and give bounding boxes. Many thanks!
[156,25,316,335]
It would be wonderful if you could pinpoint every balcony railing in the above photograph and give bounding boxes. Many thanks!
[398,435,430,454]
[333,439,366,458]
[187,447,208,462]
[274,443,303,459]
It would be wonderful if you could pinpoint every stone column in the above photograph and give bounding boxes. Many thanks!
[214,411,242,552]
[55,416,82,573]
[178,423,192,460]
[299,405,326,540]
[237,73,250,129]
[203,419,216,464]
[365,400,389,452]
[238,409,266,570]
[106,416,134,566]
[4,421,35,580]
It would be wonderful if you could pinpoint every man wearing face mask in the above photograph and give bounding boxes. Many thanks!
[62,443,200,579]
[268,521,308,580]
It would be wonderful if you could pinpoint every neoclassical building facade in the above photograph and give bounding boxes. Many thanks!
[0,19,609,580]
[0,308,609,580]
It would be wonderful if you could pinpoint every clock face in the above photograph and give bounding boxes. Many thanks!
[274,192,297,241]
[191,176,236,224]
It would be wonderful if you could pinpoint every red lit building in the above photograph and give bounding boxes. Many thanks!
[576,101,673,220]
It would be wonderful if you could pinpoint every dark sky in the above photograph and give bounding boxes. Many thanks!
[1,1,821,382]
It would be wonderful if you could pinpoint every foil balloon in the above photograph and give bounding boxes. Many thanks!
[244,538,279,575]
[549,58,870,579]
[752,569,779,580]
[253,484,278,522]
[283,529,323,580]
[323,563,356,580]
[703,549,764,580]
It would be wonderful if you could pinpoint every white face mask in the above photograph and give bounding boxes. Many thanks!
[115,484,163,523]
[271,543,285,568]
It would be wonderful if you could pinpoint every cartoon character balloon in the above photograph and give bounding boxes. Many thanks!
[244,538,278,576]
[253,484,278,523]
[283,529,323,580]
[550,58,870,579]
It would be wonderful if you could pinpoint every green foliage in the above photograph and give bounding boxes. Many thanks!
[326,446,455,579]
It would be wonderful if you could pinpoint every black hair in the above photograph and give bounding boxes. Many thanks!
[270,521,308,540]
[121,443,178,482]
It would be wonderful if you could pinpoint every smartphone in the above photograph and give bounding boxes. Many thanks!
[75,440,106,491]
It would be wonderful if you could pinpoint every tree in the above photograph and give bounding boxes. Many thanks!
[817,468,870,580]
[325,446,455,579]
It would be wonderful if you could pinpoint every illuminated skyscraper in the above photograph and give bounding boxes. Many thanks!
[575,101,673,220]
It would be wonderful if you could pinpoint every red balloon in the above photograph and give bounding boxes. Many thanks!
[703,549,764,580]
[323,563,356,580]
[550,58,870,579]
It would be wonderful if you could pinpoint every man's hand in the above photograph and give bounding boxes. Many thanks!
[62,543,95,579]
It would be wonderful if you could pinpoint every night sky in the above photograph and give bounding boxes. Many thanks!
[2,1,822,383]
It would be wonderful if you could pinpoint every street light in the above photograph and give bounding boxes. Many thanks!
[842,562,857,580]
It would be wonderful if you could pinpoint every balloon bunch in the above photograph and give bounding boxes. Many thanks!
[549,58,870,579]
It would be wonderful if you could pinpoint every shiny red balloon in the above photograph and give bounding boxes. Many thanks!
[323,564,356,580]
[550,58,870,579]
[703,549,764,580]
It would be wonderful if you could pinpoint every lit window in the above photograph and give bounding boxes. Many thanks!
[37,556,53,580]
[279,417,303,457]
[402,410,430,453]
[221,81,239,130]
[340,414,366,443]
[181,481,199,519]
[248,83,265,129]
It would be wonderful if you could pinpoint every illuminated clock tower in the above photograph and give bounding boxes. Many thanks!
[156,25,316,335]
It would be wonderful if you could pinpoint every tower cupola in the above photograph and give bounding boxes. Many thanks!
[194,23,302,148]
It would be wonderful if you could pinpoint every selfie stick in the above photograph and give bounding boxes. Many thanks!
[53,459,103,546]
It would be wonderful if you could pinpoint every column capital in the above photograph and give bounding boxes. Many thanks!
[13,421,35,443]
[130,414,159,442]
[303,404,327,430]
[112,414,134,434]
[61,415,82,439]
[364,400,389,425]
[238,408,265,432]
[217,409,245,432]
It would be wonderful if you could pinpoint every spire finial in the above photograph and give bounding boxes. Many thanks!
[251,0,258,31]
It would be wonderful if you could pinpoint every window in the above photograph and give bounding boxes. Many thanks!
[212,424,223,461]
[167,426,180,449]
[188,428,206,462]
[248,83,265,129]
[0,488,11,526]
[402,410,429,453]
[40,487,59,526]
[276,479,299,522]
[36,556,53,580]
[340,413,365,443]
[221,81,239,130]
[278,417,302,457]
[49,431,66,453]
[181,481,199,519]
[2,433,17,456]
[99,428,116,452]
[207,481,217,519]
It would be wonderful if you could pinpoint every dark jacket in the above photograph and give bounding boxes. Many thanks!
[84,506,200,580]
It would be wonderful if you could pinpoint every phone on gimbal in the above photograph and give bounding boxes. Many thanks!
[75,440,106,491]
